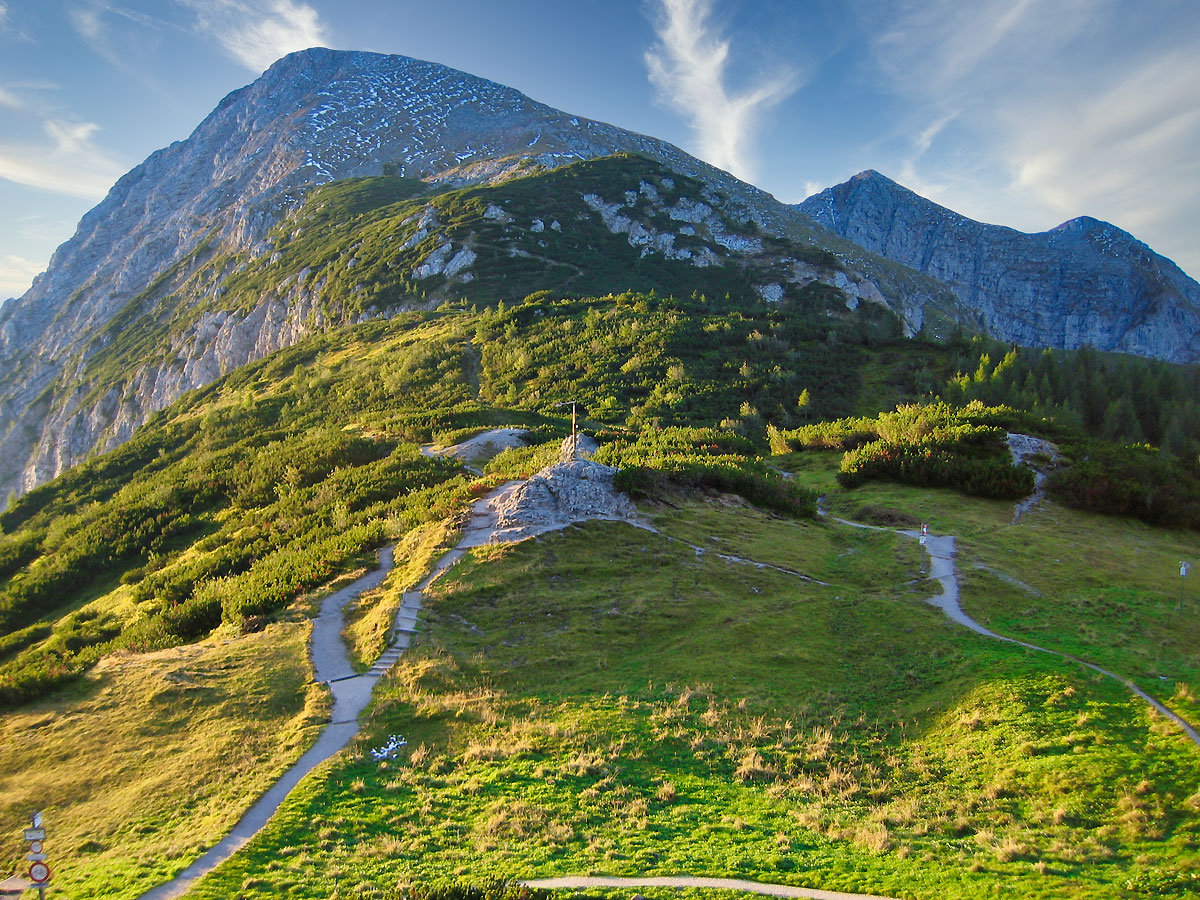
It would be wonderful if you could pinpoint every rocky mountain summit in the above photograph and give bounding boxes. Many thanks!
[0,48,954,504]
[2,48,1196,505]
[800,170,1200,363]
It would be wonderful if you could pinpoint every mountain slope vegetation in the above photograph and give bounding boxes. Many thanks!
[2,281,1199,900]
[2,45,1199,900]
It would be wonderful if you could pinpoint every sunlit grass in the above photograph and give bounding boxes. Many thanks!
[0,615,325,900]
[185,505,1200,900]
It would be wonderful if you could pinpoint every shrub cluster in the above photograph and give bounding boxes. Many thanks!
[782,401,1036,501]
[1046,442,1200,529]
[596,426,817,517]
[838,440,1034,499]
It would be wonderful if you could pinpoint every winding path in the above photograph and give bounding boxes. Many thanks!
[136,473,534,899]
[137,548,400,900]
[524,876,899,900]
[135,447,1196,900]
[824,504,1200,747]
[133,439,649,900]
[909,529,1200,747]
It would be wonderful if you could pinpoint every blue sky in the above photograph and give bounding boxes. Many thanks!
[1,0,1198,300]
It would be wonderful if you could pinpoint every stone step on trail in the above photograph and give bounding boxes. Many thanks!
[368,647,405,676]
[394,610,420,633]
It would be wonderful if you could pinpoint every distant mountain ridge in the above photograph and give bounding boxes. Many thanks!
[799,170,1200,363]
[0,48,1196,505]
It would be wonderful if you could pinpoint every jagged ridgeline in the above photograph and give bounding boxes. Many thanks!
[0,46,963,507]
[78,155,909,412]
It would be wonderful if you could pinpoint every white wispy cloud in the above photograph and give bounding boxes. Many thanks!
[0,253,45,300]
[1008,45,1200,265]
[0,118,123,199]
[644,0,798,182]
[178,0,328,72]
[864,0,1104,104]
[896,113,957,196]
[0,0,33,43]
[850,0,1200,275]
[69,4,104,43]
[0,81,62,112]
[0,86,24,110]
[68,2,175,85]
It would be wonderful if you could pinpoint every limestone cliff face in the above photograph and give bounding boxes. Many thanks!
[0,50,956,503]
[799,170,1200,363]
[0,48,701,499]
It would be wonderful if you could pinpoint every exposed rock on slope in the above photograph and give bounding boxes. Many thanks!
[800,170,1200,363]
[0,48,954,504]
[458,436,639,546]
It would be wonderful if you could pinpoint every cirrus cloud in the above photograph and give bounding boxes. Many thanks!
[177,0,329,72]
[0,118,123,198]
[644,0,798,182]
[850,0,1200,275]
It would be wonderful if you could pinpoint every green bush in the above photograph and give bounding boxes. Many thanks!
[783,402,1037,500]
[597,426,817,517]
[1046,441,1200,529]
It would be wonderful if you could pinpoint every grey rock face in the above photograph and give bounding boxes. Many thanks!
[0,48,750,502]
[487,457,639,544]
[0,50,948,503]
[799,171,1200,363]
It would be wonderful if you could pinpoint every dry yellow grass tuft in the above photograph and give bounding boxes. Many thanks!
[0,621,320,898]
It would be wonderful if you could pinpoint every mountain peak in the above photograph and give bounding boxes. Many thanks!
[0,45,855,502]
[850,168,889,183]
[799,173,1200,363]
[1050,214,1113,235]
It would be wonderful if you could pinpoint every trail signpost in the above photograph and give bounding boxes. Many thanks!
[1182,561,1192,613]
[25,812,51,898]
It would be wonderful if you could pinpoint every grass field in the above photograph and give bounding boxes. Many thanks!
[178,496,1200,900]
[785,449,1200,715]
[0,616,325,899]
[4,446,1196,900]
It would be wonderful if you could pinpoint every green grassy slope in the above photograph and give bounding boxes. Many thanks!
[2,283,1198,899]
[184,504,1200,900]
[2,291,957,711]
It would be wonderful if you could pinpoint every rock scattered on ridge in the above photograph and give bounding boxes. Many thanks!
[439,427,529,467]
[459,436,639,547]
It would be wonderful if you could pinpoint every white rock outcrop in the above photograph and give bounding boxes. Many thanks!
[476,458,638,545]
[459,435,637,546]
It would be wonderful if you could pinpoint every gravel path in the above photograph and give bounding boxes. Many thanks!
[137,546,399,900]
[136,475,535,899]
[907,529,1200,747]
[524,876,899,900]
[821,505,1200,747]
[134,436,644,899]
